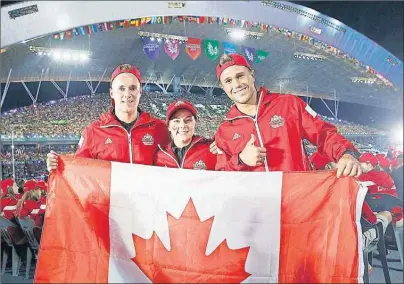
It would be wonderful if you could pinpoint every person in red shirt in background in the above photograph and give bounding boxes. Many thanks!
[213,53,362,177]
[154,100,216,170]
[46,63,170,170]
[1,178,19,220]
[359,153,403,239]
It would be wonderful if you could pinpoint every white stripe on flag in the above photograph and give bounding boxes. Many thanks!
[40,204,46,210]
[108,163,283,283]
[31,209,40,214]
[355,181,368,282]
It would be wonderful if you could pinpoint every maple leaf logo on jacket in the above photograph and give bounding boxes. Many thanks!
[167,40,178,55]
[131,199,251,283]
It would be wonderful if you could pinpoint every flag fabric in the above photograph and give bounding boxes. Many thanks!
[256,50,270,63]
[164,39,181,60]
[185,37,202,60]
[35,156,365,283]
[142,37,160,60]
[242,46,256,65]
[79,26,86,35]
[204,39,220,61]
[223,42,237,55]
[97,23,104,32]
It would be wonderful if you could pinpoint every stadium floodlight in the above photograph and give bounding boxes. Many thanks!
[157,38,162,43]
[393,126,403,144]
[79,52,89,62]
[229,29,246,41]
[150,37,155,41]
[52,50,61,60]
[63,51,71,61]
[71,52,79,61]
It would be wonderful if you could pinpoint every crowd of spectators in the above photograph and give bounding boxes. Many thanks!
[1,92,386,140]
[0,92,394,180]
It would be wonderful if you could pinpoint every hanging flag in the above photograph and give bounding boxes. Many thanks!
[53,33,60,40]
[65,30,72,40]
[242,46,256,65]
[59,32,65,40]
[79,26,87,35]
[103,22,110,31]
[164,39,181,60]
[223,17,228,26]
[164,16,172,24]
[130,19,140,27]
[204,39,220,61]
[198,16,205,24]
[156,16,163,24]
[109,22,116,30]
[97,23,104,32]
[223,42,237,55]
[123,19,130,28]
[72,28,79,36]
[185,37,202,60]
[85,26,91,35]
[142,37,160,60]
[92,24,98,33]
[145,17,153,24]
[256,50,269,63]
[34,156,365,283]
[115,21,122,29]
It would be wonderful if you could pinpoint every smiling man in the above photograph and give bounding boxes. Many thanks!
[154,100,216,170]
[213,53,362,177]
[46,63,169,169]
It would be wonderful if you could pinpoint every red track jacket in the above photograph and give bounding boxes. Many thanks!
[75,110,169,165]
[215,86,357,172]
[154,136,216,170]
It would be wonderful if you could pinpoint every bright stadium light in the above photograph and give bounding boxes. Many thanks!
[71,52,79,61]
[79,52,89,62]
[229,29,246,41]
[63,51,71,61]
[150,37,155,41]
[393,126,403,144]
[52,50,61,60]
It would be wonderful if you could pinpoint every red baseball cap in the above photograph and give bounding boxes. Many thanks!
[111,64,142,84]
[24,180,38,192]
[216,53,251,80]
[378,156,391,168]
[37,180,48,191]
[1,178,14,196]
[359,153,378,166]
[309,152,332,170]
[390,158,398,167]
[166,100,198,124]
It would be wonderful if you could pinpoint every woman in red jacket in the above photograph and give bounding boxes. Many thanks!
[154,100,216,170]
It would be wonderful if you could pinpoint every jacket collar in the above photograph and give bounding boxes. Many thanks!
[99,108,154,128]
[225,86,272,120]
[160,135,205,156]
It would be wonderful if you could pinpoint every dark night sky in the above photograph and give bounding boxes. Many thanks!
[1,1,403,130]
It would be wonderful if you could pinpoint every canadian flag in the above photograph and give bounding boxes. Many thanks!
[35,156,366,283]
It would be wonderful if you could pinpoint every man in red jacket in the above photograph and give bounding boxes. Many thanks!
[47,64,169,170]
[154,100,216,170]
[213,53,362,177]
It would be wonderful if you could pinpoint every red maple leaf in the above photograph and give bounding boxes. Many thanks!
[131,198,251,283]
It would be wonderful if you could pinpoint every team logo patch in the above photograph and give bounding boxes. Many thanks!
[105,137,113,144]
[193,160,207,170]
[175,100,185,106]
[270,115,285,129]
[232,133,241,140]
[142,133,154,146]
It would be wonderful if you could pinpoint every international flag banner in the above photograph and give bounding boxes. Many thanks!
[35,156,365,283]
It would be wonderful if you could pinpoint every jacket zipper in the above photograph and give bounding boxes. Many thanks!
[158,137,203,169]
[224,90,269,171]
[100,124,133,163]
[158,145,180,168]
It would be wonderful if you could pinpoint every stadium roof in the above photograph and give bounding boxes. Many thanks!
[1,1,403,110]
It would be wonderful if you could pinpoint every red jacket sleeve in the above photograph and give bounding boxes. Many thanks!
[373,171,395,188]
[75,126,94,158]
[294,97,357,162]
